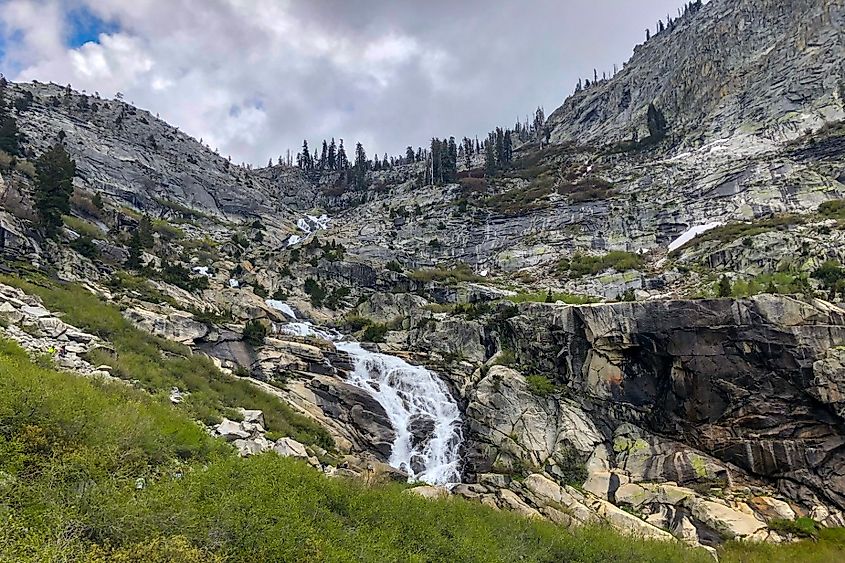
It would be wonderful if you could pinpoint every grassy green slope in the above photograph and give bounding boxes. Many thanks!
[0,338,713,562]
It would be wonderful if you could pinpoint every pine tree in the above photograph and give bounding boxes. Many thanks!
[0,86,20,155]
[138,215,155,248]
[503,131,513,164]
[495,129,504,167]
[337,140,348,170]
[34,144,76,237]
[353,142,367,190]
[430,138,442,184]
[717,276,732,298]
[647,103,668,140]
[328,138,337,170]
[300,140,311,170]
[405,146,415,164]
[126,230,143,269]
[447,137,458,182]
[485,140,496,178]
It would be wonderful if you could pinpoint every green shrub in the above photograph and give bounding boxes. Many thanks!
[362,323,390,343]
[491,349,516,367]
[561,251,644,279]
[768,517,820,539]
[63,214,104,239]
[153,219,186,240]
[819,199,845,220]
[526,374,558,397]
[70,235,99,258]
[243,319,268,346]
[304,278,328,307]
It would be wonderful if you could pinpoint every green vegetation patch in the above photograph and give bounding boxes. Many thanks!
[62,214,105,239]
[559,251,645,279]
[525,374,560,397]
[0,275,332,449]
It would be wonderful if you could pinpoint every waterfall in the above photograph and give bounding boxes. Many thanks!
[280,321,463,485]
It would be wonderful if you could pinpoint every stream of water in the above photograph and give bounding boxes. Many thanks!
[278,319,463,485]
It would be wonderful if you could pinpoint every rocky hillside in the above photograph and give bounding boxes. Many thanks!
[546,0,845,146]
[2,0,845,559]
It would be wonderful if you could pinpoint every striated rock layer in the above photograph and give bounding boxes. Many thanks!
[503,297,845,508]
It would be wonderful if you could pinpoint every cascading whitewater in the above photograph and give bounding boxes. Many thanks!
[335,341,463,485]
[280,321,463,486]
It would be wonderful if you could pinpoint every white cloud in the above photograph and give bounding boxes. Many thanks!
[0,0,689,164]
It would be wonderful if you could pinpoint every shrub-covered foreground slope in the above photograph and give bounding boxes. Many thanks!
[0,338,707,562]
[1,340,844,562]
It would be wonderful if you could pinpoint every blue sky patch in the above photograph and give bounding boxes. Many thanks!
[66,6,118,48]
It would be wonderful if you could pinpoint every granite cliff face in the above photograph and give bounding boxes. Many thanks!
[392,296,845,546]
[547,0,845,146]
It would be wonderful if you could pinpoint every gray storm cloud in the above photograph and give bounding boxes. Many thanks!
[1,0,688,164]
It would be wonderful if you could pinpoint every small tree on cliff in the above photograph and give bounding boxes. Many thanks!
[717,276,732,298]
[34,144,76,237]
[647,103,668,141]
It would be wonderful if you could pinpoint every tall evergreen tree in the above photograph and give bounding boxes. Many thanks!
[320,140,328,170]
[430,138,442,184]
[495,129,505,167]
[503,131,513,164]
[126,230,144,269]
[405,146,415,164]
[0,86,20,155]
[300,140,311,170]
[337,139,348,170]
[34,144,76,237]
[485,140,496,178]
[327,138,337,170]
[446,136,458,182]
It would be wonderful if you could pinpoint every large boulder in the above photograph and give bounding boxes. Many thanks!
[123,306,209,344]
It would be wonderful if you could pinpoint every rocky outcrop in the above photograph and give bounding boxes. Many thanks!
[0,282,113,378]
[546,0,845,146]
[501,297,845,513]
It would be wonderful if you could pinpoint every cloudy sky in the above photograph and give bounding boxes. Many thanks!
[0,0,687,165]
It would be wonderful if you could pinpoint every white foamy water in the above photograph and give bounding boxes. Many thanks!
[265,299,298,320]
[280,320,463,485]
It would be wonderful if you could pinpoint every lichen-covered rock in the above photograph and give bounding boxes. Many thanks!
[464,365,603,478]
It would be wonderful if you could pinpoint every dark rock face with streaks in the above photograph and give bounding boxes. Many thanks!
[506,296,845,511]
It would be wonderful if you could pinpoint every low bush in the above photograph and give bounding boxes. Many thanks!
[526,374,558,397]
[243,319,268,346]
[560,251,645,279]
[63,214,105,239]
